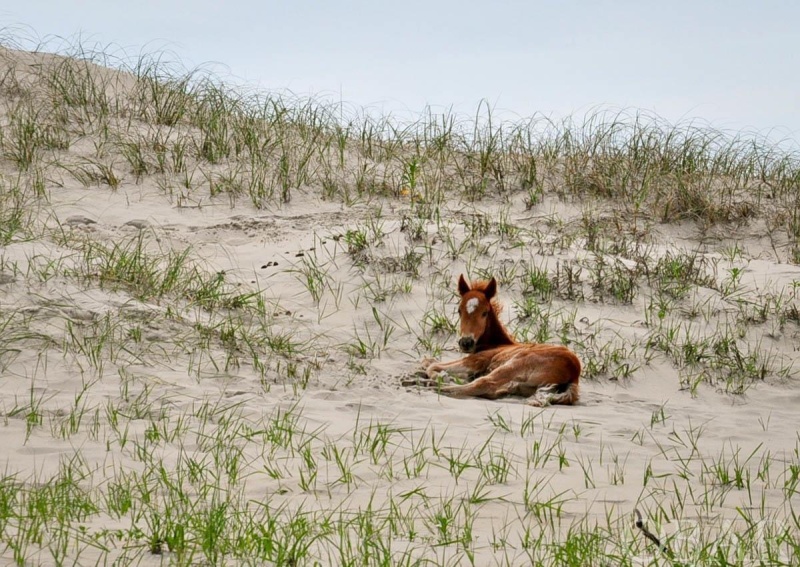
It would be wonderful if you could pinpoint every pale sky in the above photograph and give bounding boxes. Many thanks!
[3,1,799,142]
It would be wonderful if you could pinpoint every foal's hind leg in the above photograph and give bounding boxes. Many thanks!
[527,384,560,407]
[527,381,579,407]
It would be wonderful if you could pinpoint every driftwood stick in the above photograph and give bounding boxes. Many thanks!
[634,508,673,559]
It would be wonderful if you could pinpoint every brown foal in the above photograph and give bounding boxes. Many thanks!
[422,275,581,407]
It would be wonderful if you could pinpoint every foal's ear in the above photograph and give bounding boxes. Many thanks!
[457,274,471,296]
[484,277,497,300]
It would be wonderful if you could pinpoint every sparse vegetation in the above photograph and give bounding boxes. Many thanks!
[0,31,798,565]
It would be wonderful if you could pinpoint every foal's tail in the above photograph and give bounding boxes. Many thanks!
[549,380,580,405]
[529,379,580,407]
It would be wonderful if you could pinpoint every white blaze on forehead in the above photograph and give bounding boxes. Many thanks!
[465,297,480,314]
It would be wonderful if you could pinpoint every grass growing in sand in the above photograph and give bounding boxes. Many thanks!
[0,30,799,565]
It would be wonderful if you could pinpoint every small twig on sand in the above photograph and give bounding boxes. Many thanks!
[634,508,674,559]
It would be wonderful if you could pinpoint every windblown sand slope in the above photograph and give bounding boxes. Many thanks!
[0,44,799,565]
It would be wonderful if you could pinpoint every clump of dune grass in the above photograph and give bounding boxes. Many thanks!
[57,230,254,310]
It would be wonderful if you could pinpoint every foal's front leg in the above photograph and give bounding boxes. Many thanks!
[424,354,489,383]
[438,362,523,399]
[401,357,468,388]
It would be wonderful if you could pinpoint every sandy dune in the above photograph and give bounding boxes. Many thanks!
[1,43,799,565]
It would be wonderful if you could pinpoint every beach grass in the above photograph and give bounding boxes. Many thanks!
[0,30,799,565]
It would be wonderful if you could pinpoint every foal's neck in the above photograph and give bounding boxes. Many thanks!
[476,308,516,351]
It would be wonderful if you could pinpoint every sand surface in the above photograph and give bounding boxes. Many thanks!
[0,45,799,565]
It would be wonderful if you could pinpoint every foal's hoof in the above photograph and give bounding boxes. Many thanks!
[526,393,553,407]
[420,357,437,370]
[400,370,437,388]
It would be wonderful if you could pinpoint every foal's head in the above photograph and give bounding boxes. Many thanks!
[456,274,498,353]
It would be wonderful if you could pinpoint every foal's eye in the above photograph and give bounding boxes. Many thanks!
[482,311,489,318]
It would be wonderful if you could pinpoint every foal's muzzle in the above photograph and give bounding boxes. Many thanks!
[458,336,476,353]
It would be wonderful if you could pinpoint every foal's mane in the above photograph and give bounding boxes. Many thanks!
[468,279,504,315]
